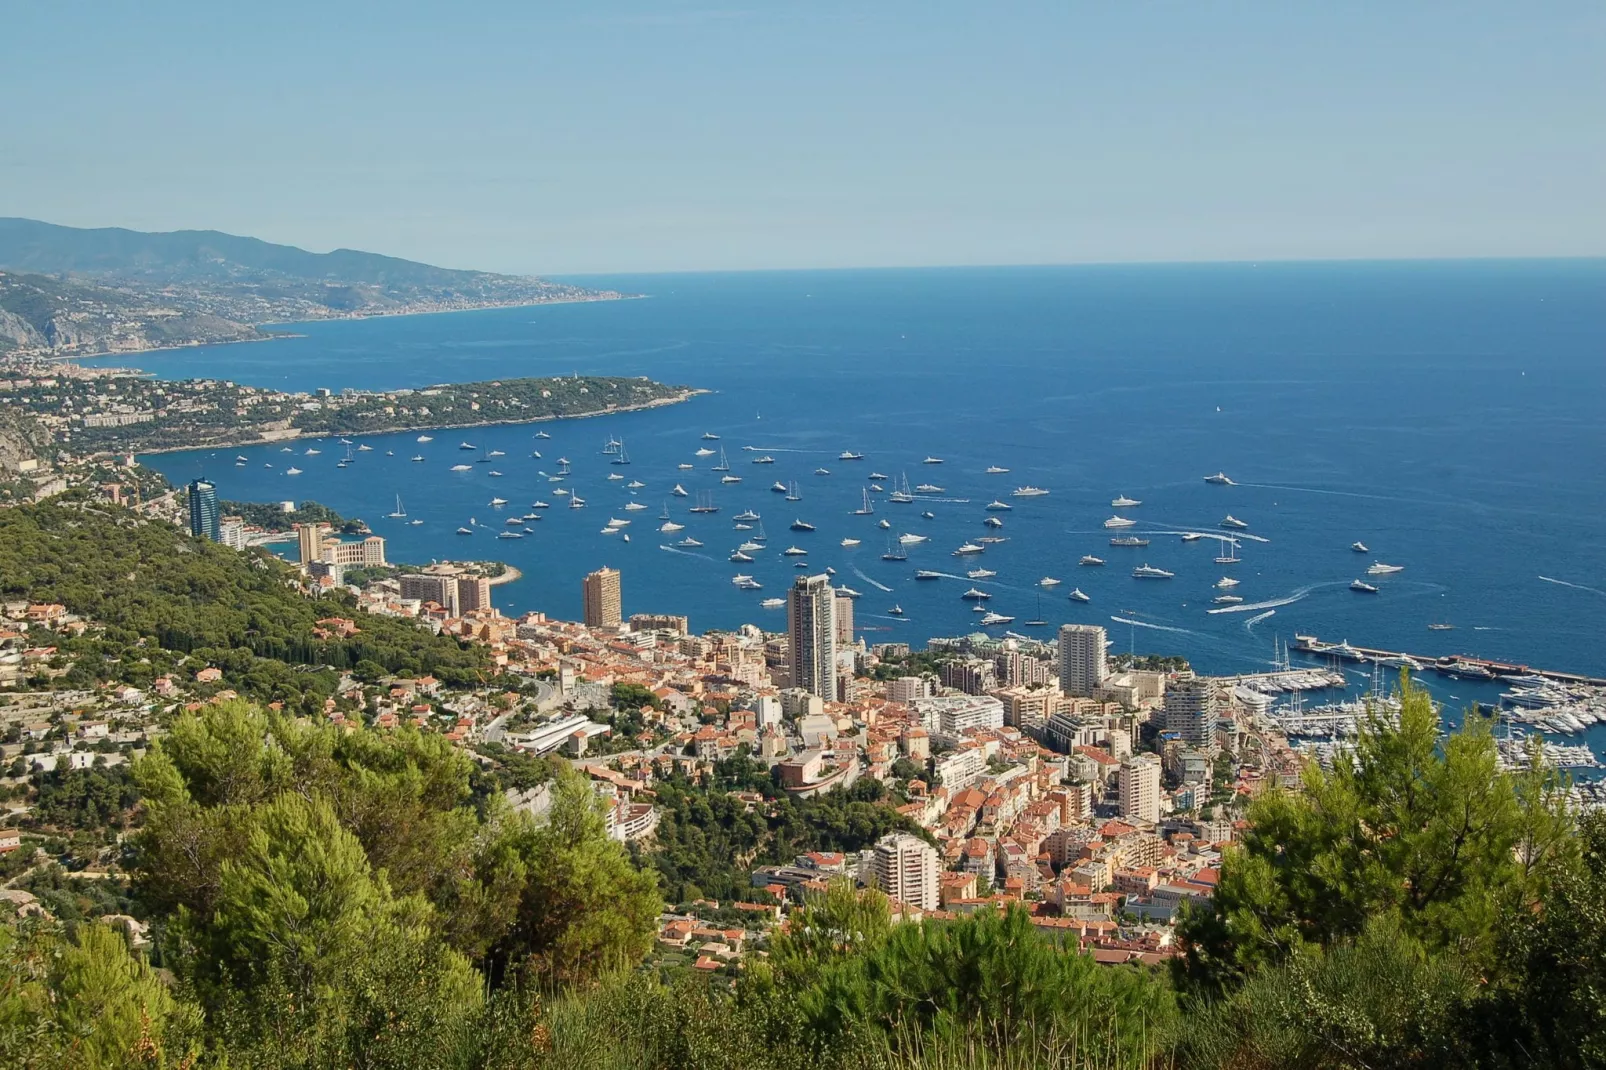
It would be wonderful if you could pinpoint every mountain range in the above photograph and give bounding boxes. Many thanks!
[0,218,619,359]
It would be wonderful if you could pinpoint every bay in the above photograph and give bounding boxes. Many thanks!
[120,261,1606,728]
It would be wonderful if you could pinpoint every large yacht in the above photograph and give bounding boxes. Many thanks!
[1079,555,1105,566]
[1132,564,1175,579]
[1111,495,1142,508]
[1350,579,1380,593]
[961,588,992,601]
[1204,472,1235,485]
[1012,486,1049,497]
[1104,515,1137,529]
[1366,562,1405,575]
[1351,541,1370,553]
[952,542,986,556]
[1109,536,1150,547]
[1068,588,1090,602]
[1220,515,1249,530]
[985,500,1012,511]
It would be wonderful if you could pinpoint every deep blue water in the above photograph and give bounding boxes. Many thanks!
[117,261,1606,728]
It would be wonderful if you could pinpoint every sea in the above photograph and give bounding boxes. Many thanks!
[108,261,1606,752]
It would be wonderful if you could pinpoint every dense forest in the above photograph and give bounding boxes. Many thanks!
[0,494,488,703]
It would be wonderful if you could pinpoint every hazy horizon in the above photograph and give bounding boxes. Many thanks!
[4,3,1603,274]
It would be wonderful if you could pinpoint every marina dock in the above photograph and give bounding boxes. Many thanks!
[1290,635,1606,688]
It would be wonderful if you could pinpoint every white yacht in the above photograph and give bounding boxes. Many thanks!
[1351,541,1369,553]
[1038,576,1061,587]
[411,455,425,462]
[735,510,761,522]
[752,455,776,465]
[672,484,689,497]
[839,451,864,461]
[487,449,506,458]
[878,519,892,529]
[1068,588,1090,603]
[898,533,928,545]
[304,448,320,455]
[1220,515,1249,530]
[676,537,703,548]
[923,456,943,464]
[1215,576,1239,588]
[1350,579,1380,593]
[695,447,716,457]
[1367,562,1405,575]
[489,497,508,506]
[961,588,991,600]
[1080,555,1105,567]
[721,475,742,484]
[387,496,407,519]
[915,483,944,494]
[986,465,1010,474]
[980,612,1014,626]
[1012,486,1049,497]
[285,466,303,476]
[624,501,649,511]
[535,430,550,439]
[952,542,986,556]
[459,442,476,451]
[702,432,720,440]
[417,435,433,443]
[729,550,754,563]
[660,520,686,533]
[1204,472,1235,485]
[888,605,904,616]
[1213,593,1244,604]
[1104,515,1137,529]
[1133,564,1175,579]
[815,467,831,475]
[627,479,645,489]
[783,546,808,556]
[841,538,861,548]
[608,473,625,481]
[606,517,631,528]
[450,463,472,472]
[1111,495,1141,507]
[761,598,786,609]
[985,500,1012,511]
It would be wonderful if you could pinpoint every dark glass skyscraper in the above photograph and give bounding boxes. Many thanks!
[187,479,220,542]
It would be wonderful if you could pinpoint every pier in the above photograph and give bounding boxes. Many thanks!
[1290,636,1606,688]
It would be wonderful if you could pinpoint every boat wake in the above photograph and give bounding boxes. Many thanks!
[1110,615,1196,637]
[1244,609,1277,631]
[1148,528,1272,545]
[1539,575,1606,598]
[852,567,893,593]
[1207,581,1344,615]
[658,545,716,562]
[740,446,825,453]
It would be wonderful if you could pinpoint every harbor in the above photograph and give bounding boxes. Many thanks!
[1290,635,1606,688]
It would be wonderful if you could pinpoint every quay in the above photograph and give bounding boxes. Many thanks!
[1290,635,1606,688]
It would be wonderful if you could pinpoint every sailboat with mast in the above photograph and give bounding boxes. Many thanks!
[853,488,874,516]
[610,440,631,466]
[386,495,407,519]
[713,446,731,472]
[1214,538,1241,566]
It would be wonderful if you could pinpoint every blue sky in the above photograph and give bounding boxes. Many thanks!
[2,2,1602,273]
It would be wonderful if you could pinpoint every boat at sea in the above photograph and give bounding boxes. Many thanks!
[552,487,570,496]
[915,483,944,494]
[878,519,892,529]
[731,573,757,586]
[695,447,716,457]
[752,455,776,464]
[1068,588,1090,603]
[1133,564,1175,579]
[450,463,472,471]
[456,526,473,535]
[606,517,631,528]
[761,598,786,608]
[899,533,928,544]
[702,432,720,440]
[1220,515,1249,530]
[720,475,742,484]
[791,519,815,532]
[962,588,991,600]
[952,542,986,556]
[610,442,631,466]
[487,449,506,458]
[487,471,503,478]
[889,474,915,504]
[535,431,550,439]
[1213,593,1243,604]
[785,482,801,501]
[676,537,703,548]
[1428,623,1455,631]
[815,467,830,475]
[1104,515,1137,529]
[673,484,689,497]
[729,550,754,562]
[771,482,788,493]
[915,570,943,580]
[869,472,889,481]
[983,516,1004,529]
[678,463,694,470]
[734,509,761,522]
[921,511,936,519]
[1080,555,1105,567]
[841,538,861,547]
[1204,472,1235,485]
[1367,562,1405,575]
[1350,579,1380,593]
[304,448,321,455]
[967,568,997,579]
[387,495,407,519]
[783,546,808,556]
[627,479,645,488]
[839,451,864,461]
[1109,536,1149,547]
[1351,541,1369,553]
[986,465,1010,474]
[713,447,731,471]
[888,605,904,616]
[1039,576,1061,587]
[417,435,433,443]
[497,531,524,539]
[1012,486,1049,497]
[660,520,685,533]
[985,500,1012,511]
[980,612,1014,626]
[489,497,508,506]
[1214,540,1240,565]
[1215,576,1238,588]
[738,540,764,553]
[569,496,586,508]
[1181,532,1204,542]
[1111,495,1141,508]
[853,489,874,516]
[923,456,943,464]
[881,543,908,561]
[459,442,476,450]
[977,536,1007,544]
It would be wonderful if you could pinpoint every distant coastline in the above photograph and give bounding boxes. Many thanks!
[135,387,709,456]
[64,292,644,366]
